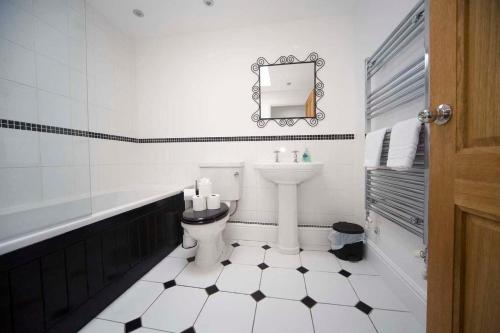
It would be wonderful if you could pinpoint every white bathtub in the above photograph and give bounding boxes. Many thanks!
[0,186,185,255]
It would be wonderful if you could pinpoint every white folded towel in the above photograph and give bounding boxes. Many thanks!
[364,127,387,169]
[387,118,422,170]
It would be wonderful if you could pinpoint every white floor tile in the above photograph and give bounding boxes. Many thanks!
[141,257,188,283]
[175,262,223,288]
[260,267,307,300]
[216,264,261,294]
[305,271,358,306]
[229,245,265,265]
[79,319,123,333]
[141,286,207,332]
[97,281,163,323]
[370,309,425,333]
[195,292,255,333]
[168,244,198,259]
[253,298,314,333]
[337,258,379,275]
[349,275,407,311]
[264,248,301,269]
[134,328,169,333]
[312,303,377,333]
[300,251,341,272]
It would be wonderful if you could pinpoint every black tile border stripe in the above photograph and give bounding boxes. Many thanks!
[228,220,332,228]
[0,118,355,143]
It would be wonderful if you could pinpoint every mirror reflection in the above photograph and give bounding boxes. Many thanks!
[260,62,316,119]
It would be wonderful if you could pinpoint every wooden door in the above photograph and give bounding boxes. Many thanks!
[427,0,500,332]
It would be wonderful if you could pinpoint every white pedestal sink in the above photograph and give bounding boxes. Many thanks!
[254,162,323,254]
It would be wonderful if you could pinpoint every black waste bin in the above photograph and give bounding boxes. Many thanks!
[331,222,365,262]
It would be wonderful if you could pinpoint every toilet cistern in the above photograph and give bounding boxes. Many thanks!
[254,162,323,254]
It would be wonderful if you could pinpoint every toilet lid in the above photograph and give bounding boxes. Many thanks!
[182,203,230,225]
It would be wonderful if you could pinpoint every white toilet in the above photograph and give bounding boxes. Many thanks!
[181,162,243,268]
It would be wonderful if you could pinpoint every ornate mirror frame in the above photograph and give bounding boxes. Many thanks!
[251,52,325,128]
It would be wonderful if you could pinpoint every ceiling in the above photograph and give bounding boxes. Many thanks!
[85,0,358,39]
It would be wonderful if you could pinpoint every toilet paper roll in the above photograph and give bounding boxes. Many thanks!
[192,195,207,211]
[207,194,221,210]
[183,188,196,201]
[198,181,212,197]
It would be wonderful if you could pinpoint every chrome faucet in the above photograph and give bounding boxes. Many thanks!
[273,150,280,163]
[292,150,299,163]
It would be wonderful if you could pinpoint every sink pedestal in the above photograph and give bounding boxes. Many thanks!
[278,184,299,254]
[254,162,323,255]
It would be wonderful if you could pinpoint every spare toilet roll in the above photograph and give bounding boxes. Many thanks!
[192,195,207,211]
[198,178,213,197]
[207,194,221,210]
[183,188,196,201]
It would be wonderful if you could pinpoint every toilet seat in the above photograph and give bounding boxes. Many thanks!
[182,203,229,225]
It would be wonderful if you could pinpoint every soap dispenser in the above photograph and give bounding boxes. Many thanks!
[302,148,311,162]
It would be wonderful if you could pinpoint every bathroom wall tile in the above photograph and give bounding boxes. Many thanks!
[0,38,36,86]
[34,18,68,64]
[0,0,35,49]
[33,0,68,34]
[9,0,34,12]
[73,165,91,196]
[0,167,42,209]
[68,9,85,40]
[37,90,71,127]
[36,55,70,96]
[0,128,39,167]
[67,0,85,15]
[70,69,87,101]
[72,136,90,165]
[0,78,38,122]
[68,37,86,72]
[40,133,73,166]
[41,166,74,200]
[70,99,88,130]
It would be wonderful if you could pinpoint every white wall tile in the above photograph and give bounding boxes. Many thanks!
[68,37,86,72]
[34,18,68,64]
[33,0,68,34]
[0,78,37,122]
[36,55,70,96]
[41,166,74,200]
[0,128,39,167]
[0,38,36,86]
[0,0,35,49]
[0,167,42,209]
[37,90,71,127]
[39,133,73,166]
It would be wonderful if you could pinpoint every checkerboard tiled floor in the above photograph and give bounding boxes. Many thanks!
[80,241,424,333]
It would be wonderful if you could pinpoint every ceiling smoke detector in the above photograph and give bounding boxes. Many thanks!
[203,0,215,7]
[132,9,144,18]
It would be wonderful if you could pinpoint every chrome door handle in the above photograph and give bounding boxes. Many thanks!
[418,104,452,125]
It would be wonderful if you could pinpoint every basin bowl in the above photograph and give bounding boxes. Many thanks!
[254,162,323,185]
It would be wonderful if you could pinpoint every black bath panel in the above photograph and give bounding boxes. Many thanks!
[0,192,184,333]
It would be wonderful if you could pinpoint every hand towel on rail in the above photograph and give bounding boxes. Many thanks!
[387,118,422,170]
[364,127,387,169]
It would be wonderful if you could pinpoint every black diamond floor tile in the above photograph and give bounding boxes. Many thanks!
[355,301,373,315]
[262,245,271,250]
[301,296,317,308]
[297,266,309,274]
[221,259,231,266]
[328,249,335,255]
[231,242,240,247]
[251,290,266,302]
[257,263,269,270]
[125,317,142,332]
[338,269,351,277]
[205,285,219,295]
[187,256,195,262]
[163,280,176,289]
[181,327,196,333]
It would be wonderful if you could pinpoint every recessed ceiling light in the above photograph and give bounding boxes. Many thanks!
[132,9,144,18]
[203,0,215,7]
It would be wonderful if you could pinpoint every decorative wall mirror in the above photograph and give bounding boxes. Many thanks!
[251,52,325,127]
